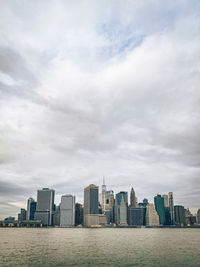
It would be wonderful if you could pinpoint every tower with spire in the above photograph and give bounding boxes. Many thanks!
[130,187,137,208]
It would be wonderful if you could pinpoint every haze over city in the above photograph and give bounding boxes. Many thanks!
[0,0,200,219]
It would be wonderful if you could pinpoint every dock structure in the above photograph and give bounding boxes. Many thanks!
[0,220,42,228]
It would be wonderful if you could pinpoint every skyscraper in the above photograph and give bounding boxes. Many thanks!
[54,205,60,226]
[168,192,175,225]
[102,178,107,213]
[145,203,159,226]
[163,194,169,207]
[75,203,83,226]
[26,198,36,220]
[60,195,75,227]
[115,191,128,225]
[20,208,27,221]
[174,205,185,226]
[130,187,137,208]
[34,188,55,226]
[128,207,144,226]
[154,194,166,225]
[84,184,99,226]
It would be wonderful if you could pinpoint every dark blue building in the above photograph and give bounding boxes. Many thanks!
[128,207,144,226]
[154,194,166,225]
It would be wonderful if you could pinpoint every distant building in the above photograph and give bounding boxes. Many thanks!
[163,194,169,207]
[128,207,144,226]
[108,193,115,223]
[54,205,60,226]
[60,195,75,227]
[4,217,15,222]
[115,191,128,225]
[168,192,175,225]
[154,194,166,225]
[20,208,27,221]
[185,208,196,226]
[174,205,185,226]
[18,213,21,221]
[102,178,107,213]
[84,184,99,226]
[27,198,36,220]
[197,209,200,223]
[75,203,83,225]
[164,207,171,225]
[130,188,137,208]
[145,203,159,226]
[34,188,55,226]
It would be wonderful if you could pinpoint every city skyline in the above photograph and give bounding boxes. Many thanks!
[0,1,200,220]
[0,180,198,220]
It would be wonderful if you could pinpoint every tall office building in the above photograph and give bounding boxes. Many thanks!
[34,188,55,226]
[20,208,27,221]
[115,191,128,225]
[174,205,185,226]
[108,193,115,223]
[163,194,169,207]
[168,192,175,225]
[26,198,36,220]
[60,195,75,227]
[84,184,99,226]
[130,188,137,208]
[75,203,83,226]
[154,194,166,225]
[102,178,107,213]
[145,203,159,226]
[54,205,60,226]
[128,207,144,226]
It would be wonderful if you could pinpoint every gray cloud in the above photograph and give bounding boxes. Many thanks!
[0,0,200,219]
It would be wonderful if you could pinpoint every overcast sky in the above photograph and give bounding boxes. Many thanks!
[0,0,200,219]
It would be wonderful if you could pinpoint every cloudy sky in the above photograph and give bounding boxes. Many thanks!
[0,0,200,219]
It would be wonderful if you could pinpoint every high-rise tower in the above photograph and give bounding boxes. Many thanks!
[60,194,75,227]
[168,192,174,225]
[154,194,166,225]
[84,184,99,226]
[102,177,107,213]
[115,191,128,225]
[34,188,55,226]
[130,187,137,208]
[26,197,36,220]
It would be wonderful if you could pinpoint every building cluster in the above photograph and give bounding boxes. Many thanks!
[1,181,200,228]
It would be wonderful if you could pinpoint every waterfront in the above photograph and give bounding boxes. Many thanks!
[0,228,199,266]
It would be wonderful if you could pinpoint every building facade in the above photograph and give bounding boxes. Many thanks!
[84,184,99,226]
[60,195,75,227]
[128,207,144,226]
[75,203,83,226]
[34,188,55,226]
[163,194,169,207]
[145,203,159,226]
[130,187,137,208]
[168,192,175,225]
[154,194,166,225]
[115,191,128,225]
[26,198,36,220]
[174,205,185,226]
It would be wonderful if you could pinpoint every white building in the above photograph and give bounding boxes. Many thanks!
[145,203,160,226]
[60,195,75,227]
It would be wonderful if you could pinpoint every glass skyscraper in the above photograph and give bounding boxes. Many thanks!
[154,194,166,225]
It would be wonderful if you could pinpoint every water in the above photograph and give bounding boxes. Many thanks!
[0,228,199,266]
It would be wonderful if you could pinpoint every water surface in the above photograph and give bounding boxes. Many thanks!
[0,228,199,266]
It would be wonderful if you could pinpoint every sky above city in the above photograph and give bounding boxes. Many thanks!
[0,0,200,219]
